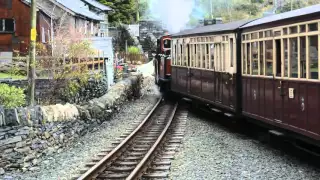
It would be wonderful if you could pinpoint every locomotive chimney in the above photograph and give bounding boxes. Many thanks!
[199,17,223,26]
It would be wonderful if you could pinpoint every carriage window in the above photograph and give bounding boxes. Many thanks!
[210,44,214,69]
[197,44,201,67]
[300,25,306,33]
[180,44,183,66]
[290,38,298,78]
[222,44,225,71]
[246,34,250,40]
[206,44,210,69]
[230,38,234,67]
[220,44,223,71]
[308,23,318,32]
[242,35,245,41]
[265,40,273,76]
[300,37,306,78]
[246,43,250,74]
[187,44,190,67]
[251,42,258,75]
[163,39,171,48]
[283,28,288,35]
[202,44,206,68]
[194,44,196,67]
[309,35,318,79]
[176,43,179,65]
[289,26,297,34]
[274,31,281,37]
[189,45,192,67]
[265,30,273,37]
[242,44,247,74]
[284,39,288,77]
[259,41,264,75]
[251,33,258,40]
[259,32,263,38]
[174,44,177,65]
[184,45,187,66]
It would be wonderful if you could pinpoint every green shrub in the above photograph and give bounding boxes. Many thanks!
[0,83,26,108]
[128,46,140,54]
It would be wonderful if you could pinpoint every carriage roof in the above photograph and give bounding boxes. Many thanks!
[171,19,252,37]
[241,4,320,28]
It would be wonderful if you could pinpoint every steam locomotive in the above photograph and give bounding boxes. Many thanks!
[154,4,320,147]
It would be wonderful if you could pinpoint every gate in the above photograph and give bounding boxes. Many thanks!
[89,37,114,89]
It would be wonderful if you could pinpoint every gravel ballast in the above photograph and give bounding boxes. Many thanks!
[169,112,320,180]
[1,95,159,180]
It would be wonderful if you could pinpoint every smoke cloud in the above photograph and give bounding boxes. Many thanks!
[148,0,204,34]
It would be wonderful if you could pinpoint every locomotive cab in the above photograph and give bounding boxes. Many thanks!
[154,35,172,93]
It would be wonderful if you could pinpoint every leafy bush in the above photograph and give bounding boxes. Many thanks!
[128,46,140,54]
[0,84,26,108]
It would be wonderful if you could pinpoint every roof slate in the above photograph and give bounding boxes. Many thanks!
[21,0,59,19]
[242,4,320,28]
[172,19,253,37]
[56,0,104,21]
[81,0,112,11]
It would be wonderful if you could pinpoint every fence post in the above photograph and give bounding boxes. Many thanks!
[92,52,95,72]
[98,50,100,72]
[26,55,29,78]
[102,51,105,76]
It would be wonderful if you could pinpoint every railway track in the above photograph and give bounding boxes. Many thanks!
[73,98,188,180]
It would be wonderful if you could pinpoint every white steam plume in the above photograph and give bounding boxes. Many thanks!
[148,0,197,34]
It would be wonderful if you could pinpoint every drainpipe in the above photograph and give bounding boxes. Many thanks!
[51,5,56,56]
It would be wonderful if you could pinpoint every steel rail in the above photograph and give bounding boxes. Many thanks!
[77,97,163,180]
[126,102,179,180]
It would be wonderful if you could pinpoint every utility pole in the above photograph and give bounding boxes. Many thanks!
[136,0,140,22]
[210,0,213,19]
[28,0,37,106]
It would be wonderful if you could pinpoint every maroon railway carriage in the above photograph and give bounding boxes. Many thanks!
[170,19,251,116]
[166,4,320,146]
[240,5,320,143]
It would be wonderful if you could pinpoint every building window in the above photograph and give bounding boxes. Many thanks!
[0,19,14,32]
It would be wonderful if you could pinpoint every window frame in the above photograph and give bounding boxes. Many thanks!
[0,18,15,33]
[241,19,320,81]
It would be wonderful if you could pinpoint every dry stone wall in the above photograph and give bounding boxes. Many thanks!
[0,74,143,174]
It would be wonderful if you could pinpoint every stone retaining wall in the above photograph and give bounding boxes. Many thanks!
[0,74,143,174]
[0,76,109,105]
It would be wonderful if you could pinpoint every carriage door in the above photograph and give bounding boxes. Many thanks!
[216,43,223,102]
[228,38,235,107]
[274,38,285,122]
[187,44,191,93]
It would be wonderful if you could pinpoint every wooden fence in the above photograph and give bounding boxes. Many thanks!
[116,52,148,65]
[0,54,106,79]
